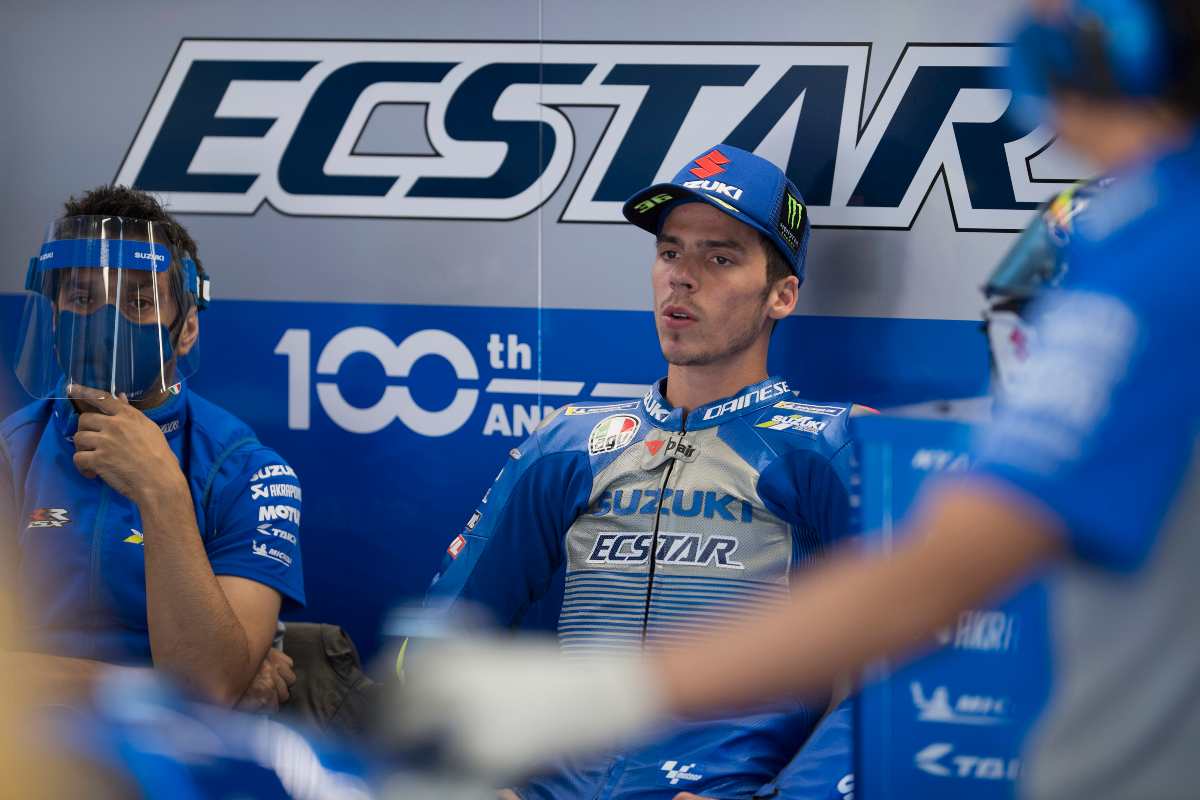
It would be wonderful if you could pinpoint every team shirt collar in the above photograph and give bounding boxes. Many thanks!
[641,375,791,431]
[53,380,189,442]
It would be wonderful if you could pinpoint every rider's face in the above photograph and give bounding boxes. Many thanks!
[651,202,774,368]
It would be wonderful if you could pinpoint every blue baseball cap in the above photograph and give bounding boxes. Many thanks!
[622,144,811,283]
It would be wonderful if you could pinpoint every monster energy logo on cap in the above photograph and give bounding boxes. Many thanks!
[777,191,805,252]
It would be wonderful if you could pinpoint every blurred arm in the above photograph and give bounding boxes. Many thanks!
[657,481,1063,717]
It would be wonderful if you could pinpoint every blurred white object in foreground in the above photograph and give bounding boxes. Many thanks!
[386,636,664,779]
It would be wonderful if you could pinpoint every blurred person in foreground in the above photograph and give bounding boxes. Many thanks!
[0,186,302,709]
[398,2,1200,798]
[419,145,867,799]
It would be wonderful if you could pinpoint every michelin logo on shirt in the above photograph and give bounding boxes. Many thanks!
[911,682,1009,726]
[252,540,294,568]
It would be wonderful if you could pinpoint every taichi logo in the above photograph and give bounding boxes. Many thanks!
[915,743,1020,781]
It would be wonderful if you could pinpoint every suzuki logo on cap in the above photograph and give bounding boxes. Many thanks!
[689,149,729,179]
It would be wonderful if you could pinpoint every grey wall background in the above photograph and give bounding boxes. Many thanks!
[1,0,1082,323]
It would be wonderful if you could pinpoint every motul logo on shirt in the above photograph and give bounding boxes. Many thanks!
[689,149,729,179]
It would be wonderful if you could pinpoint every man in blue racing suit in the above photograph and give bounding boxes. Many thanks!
[425,146,861,799]
[0,186,304,708]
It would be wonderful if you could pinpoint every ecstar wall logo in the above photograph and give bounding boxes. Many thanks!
[116,40,1077,231]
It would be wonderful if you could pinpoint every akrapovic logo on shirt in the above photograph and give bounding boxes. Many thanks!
[936,609,1018,653]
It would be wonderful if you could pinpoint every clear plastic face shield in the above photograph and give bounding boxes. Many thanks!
[14,215,208,402]
[983,183,1095,399]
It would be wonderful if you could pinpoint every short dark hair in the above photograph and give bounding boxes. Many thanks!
[1163,0,1200,117]
[759,231,793,288]
[61,185,206,323]
[757,231,795,336]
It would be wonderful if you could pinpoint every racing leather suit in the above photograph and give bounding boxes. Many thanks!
[427,376,857,799]
[0,382,305,663]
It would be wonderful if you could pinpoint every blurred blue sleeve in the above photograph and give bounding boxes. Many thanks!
[754,696,856,799]
[974,237,1199,572]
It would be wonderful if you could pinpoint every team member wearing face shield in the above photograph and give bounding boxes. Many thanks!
[982,179,1103,401]
[396,2,1200,797]
[1,186,303,708]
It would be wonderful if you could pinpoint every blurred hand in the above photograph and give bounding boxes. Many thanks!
[236,649,296,714]
[673,794,715,800]
[382,636,666,780]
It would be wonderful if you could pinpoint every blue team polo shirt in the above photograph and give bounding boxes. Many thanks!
[0,382,304,664]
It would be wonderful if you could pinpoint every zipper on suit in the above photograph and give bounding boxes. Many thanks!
[640,418,685,645]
